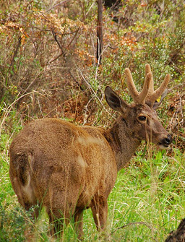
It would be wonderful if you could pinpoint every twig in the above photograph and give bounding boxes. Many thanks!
[9,36,22,79]
[0,91,33,137]
[48,52,64,64]
[86,2,96,17]
[168,82,185,93]
[22,70,46,95]
[77,67,116,119]
[66,28,80,49]
[48,28,79,64]
[46,0,72,12]
[0,90,51,136]
[52,30,84,90]
[52,30,66,57]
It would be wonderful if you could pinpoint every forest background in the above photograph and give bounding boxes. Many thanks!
[0,0,185,241]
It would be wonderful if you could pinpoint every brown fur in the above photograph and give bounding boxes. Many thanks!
[165,219,185,242]
[9,65,172,238]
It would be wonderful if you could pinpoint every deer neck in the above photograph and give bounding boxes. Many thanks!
[104,116,141,171]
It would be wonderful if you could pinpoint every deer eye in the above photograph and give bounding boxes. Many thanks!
[138,115,147,121]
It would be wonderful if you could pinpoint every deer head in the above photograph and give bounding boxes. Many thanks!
[105,64,172,151]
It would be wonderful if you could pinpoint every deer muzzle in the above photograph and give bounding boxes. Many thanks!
[158,134,172,148]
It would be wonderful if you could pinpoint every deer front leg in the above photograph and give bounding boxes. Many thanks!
[91,195,108,231]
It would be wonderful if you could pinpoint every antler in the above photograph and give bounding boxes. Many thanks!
[125,64,170,106]
[145,64,170,106]
[125,67,152,104]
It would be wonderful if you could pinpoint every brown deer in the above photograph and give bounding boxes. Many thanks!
[9,64,172,239]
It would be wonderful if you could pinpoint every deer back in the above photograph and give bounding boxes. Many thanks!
[9,118,117,211]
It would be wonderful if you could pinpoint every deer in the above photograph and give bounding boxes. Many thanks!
[9,64,172,239]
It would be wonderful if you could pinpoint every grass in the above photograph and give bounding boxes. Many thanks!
[0,123,185,242]
[107,149,185,241]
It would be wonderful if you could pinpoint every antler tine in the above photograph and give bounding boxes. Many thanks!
[145,64,170,106]
[125,68,139,103]
[147,74,170,105]
[145,64,154,95]
[139,72,152,103]
[125,68,151,104]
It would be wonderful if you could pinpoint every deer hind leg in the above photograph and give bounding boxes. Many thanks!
[91,194,108,231]
[47,208,70,238]
[74,208,84,240]
[46,187,76,237]
[47,171,83,237]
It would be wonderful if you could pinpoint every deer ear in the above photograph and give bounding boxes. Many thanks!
[105,86,129,115]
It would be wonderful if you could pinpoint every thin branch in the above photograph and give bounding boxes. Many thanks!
[48,52,64,64]
[0,91,33,137]
[52,30,66,57]
[86,2,96,17]
[77,67,115,119]
[9,36,22,77]
[46,0,72,12]
[52,30,84,90]
[66,28,80,49]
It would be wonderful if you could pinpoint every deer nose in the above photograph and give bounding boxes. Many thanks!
[161,134,172,147]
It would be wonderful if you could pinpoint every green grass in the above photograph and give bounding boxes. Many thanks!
[1,130,185,241]
[107,149,185,241]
